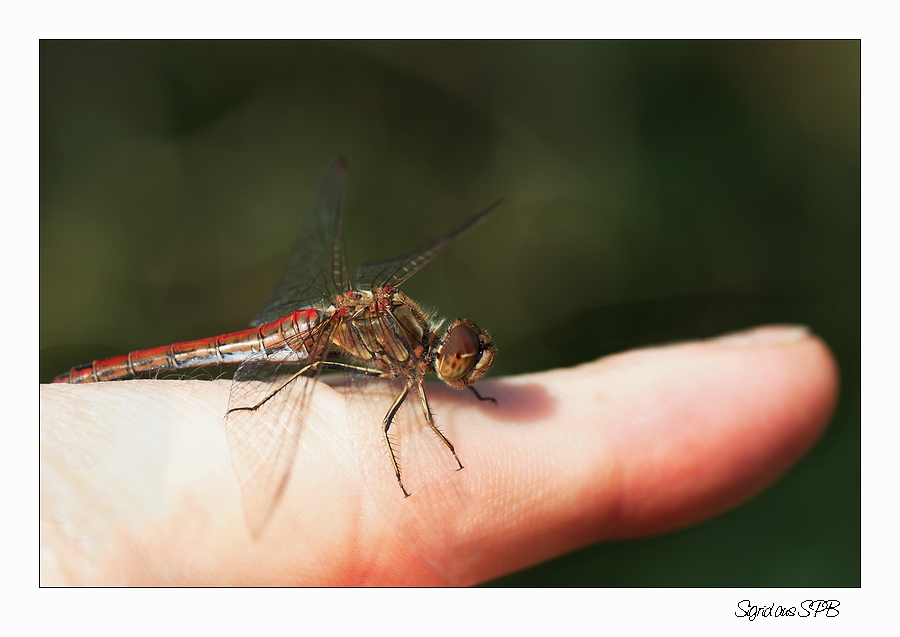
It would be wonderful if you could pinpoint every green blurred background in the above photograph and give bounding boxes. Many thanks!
[40,41,859,586]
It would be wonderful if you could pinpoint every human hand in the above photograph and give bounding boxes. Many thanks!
[39,325,837,586]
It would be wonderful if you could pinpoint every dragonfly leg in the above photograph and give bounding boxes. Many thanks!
[383,384,411,497]
[467,384,498,405]
[418,383,464,471]
[226,360,382,414]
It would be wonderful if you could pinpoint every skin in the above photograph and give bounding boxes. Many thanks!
[39,324,838,586]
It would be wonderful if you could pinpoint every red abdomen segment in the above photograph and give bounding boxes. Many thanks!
[53,309,322,383]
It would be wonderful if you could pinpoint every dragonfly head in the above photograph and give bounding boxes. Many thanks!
[434,318,495,389]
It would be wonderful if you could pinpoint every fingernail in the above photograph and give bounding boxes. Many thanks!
[712,325,811,347]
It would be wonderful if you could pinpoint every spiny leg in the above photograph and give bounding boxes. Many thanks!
[383,384,411,497]
[418,382,464,471]
[226,360,382,415]
[468,384,497,405]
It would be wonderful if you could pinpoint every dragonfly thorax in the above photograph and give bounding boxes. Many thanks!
[328,288,430,373]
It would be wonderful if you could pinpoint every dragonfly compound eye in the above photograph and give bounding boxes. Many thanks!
[436,319,495,389]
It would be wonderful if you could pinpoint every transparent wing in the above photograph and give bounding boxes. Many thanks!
[251,157,350,326]
[355,199,504,291]
[224,319,338,537]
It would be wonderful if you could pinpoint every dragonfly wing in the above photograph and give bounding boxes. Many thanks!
[251,157,350,326]
[224,321,337,537]
[355,199,503,291]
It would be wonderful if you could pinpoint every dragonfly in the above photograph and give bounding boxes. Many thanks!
[53,157,502,536]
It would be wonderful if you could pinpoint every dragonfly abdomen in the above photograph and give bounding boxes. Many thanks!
[53,308,322,384]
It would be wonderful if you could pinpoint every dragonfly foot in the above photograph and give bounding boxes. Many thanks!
[468,385,498,405]
[225,405,260,416]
